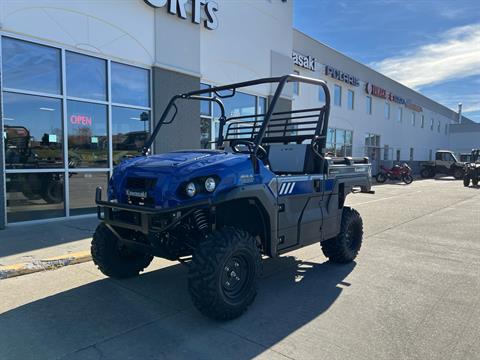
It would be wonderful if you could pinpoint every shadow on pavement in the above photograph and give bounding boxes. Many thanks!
[0,255,355,360]
[0,217,98,259]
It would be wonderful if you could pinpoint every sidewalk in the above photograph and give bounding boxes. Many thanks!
[0,217,98,277]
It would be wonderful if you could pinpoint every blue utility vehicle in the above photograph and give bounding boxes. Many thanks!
[93,75,374,320]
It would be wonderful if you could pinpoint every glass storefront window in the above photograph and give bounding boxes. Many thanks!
[3,92,63,169]
[258,97,267,115]
[112,107,150,165]
[334,85,342,106]
[66,52,107,101]
[200,83,211,116]
[2,37,61,94]
[200,117,212,149]
[214,91,256,119]
[111,62,150,107]
[6,172,65,222]
[69,172,108,215]
[67,100,108,168]
[347,90,354,110]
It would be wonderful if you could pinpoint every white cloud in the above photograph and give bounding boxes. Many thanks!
[370,24,480,89]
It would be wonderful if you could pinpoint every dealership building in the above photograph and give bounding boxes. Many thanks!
[0,0,476,228]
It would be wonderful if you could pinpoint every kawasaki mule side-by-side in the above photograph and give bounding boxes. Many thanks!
[92,74,374,320]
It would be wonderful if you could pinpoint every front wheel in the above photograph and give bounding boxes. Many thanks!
[188,227,261,321]
[402,174,413,184]
[463,176,471,187]
[321,207,363,263]
[91,224,153,279]
[376,172,387,183]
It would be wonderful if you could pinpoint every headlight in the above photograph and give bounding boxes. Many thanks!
[204,177,216,192]
[185,182,196,197]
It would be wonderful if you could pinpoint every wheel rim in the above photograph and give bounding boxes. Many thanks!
[221,252,252,301]
[345,222,361,251]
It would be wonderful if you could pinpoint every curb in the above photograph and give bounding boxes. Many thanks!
[0,251,92,280]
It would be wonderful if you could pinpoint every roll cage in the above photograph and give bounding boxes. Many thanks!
[142,74,331,170]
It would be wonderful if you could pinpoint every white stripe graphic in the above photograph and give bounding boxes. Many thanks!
[279,183,287,195]
[286,182,293,194]
[289,182,296,194]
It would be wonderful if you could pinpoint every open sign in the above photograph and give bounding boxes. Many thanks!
[70,114,92,126]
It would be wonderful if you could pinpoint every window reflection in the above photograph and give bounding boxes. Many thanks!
[6,173,65,222]
[3,92,63,169]
[111,62,150,107]
[69,172,108,215]
[66,52,107,101]
[2,37,61,94]
[67,100,108,168]
[112,107,150,165]
[214,91,256,119]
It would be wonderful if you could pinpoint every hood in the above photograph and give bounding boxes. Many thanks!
[117,150,249,176]
[110,150,264,208]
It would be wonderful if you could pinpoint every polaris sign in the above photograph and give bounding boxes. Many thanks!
[144,0,218,30]
[292,51,316,71]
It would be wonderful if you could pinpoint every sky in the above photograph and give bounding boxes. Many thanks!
[293,0,480,122]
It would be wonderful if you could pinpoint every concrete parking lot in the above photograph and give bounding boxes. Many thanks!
[0,179,479,360]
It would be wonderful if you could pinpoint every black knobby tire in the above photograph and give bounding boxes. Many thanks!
[321,207,363,263]
[91,224,153,279]
[463,176,471,187]
[420,168,432,178]
[453,167,464,180]
[473,177,479,187]
[188,227,262,321]
[376,173,387,183]
[402,174,413,184]
[42,180,63,204]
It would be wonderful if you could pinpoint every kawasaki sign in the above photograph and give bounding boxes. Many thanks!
[144,0,218,30]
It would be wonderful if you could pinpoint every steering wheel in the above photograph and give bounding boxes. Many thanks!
[230,139,268,160]
[310,136,324,159]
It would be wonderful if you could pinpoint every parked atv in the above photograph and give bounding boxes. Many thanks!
[463,149,480,187]
[376,163,413,184]
[92,74,374,320]
[420,150,464,179]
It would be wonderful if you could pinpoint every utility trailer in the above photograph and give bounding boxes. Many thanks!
[93,74,374,320]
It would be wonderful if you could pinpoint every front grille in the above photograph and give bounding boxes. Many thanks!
[126,177,157,190]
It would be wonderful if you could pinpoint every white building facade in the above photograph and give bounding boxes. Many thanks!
[0,0,470,227]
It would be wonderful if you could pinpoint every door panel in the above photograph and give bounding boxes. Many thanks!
[276,176,323,251]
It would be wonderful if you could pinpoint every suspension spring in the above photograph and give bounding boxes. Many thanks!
[192,209,209,233]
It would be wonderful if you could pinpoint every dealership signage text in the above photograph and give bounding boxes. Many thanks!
[365,83,406,105]
[144,0,218,30]
[292,51,316,71]
[325,65,359,87]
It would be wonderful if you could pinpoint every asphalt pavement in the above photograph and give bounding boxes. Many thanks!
[0,179,479,360]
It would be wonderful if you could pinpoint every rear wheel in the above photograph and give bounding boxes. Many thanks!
[473,177,479,187]
[420,168,433,178]
[188,227,261,321]
[321,207,363,263]
[402,174,413,184]
[376,172,387,183]
[463,176,471,187]
[91,224,153,279]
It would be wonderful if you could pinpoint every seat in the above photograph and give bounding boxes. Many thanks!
[267,144,321,174]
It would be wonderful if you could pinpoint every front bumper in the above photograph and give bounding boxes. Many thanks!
[95,187,211,234]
